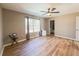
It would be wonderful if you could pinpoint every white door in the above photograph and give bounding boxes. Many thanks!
[76,16,79,41]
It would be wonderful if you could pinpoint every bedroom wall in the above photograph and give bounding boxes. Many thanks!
[43,18,50,35]
[55,13,79,39]
[2,9,44,44]
[2,9,27,44]
[43,12,79,40]
[0,8,3,55]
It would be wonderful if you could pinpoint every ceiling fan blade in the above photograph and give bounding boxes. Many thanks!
[48,8,50,12]
[51,11,60,13]
[52,8,56,11]
[41,11,47,12]
[48,8,50,10]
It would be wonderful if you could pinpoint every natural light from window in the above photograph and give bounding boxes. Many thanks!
[25,18,40,34]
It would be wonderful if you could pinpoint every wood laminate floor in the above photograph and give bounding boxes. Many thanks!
[3,36,79,56]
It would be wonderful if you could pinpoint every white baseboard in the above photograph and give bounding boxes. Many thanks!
[55,35,75,40]
[0,46,4,56]
[3,39,26,48]
[18,39,26,43]
[0,39,26,56]
[55,35,79,42]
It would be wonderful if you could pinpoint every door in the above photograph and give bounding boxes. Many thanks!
[50,20,55,35]
[76,16,79,41]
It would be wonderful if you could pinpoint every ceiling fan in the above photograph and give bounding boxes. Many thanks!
[41,8,60,16]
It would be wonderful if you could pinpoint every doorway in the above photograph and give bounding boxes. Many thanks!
[50,20,55,35]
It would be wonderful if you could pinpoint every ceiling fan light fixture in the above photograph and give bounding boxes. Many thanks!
[46,13,51,16]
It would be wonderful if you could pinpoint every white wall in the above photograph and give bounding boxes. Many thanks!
[40,19,45,30]
[3,9,26,44]
[0,8,3,55]
[55,13,79,39]
[43,18,55,35]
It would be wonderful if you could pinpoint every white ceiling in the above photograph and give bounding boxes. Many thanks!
[1,3,79,18]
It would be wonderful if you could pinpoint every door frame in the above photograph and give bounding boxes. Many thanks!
[49,19,55,35]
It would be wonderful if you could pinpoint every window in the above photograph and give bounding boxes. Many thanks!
[29,18,34,33]
[34,20,40,32]
[25,17,40,33]
[29,18,40,33]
